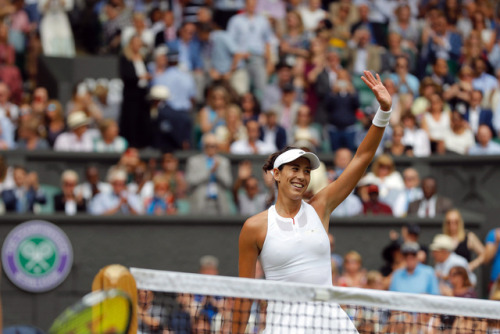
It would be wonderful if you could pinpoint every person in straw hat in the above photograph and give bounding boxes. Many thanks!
[53,111,98,152]
[430,234,477,290]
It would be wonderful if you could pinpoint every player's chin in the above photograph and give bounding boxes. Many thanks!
[289,185,306,198]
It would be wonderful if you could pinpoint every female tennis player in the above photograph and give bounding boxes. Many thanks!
[232,71,392,333]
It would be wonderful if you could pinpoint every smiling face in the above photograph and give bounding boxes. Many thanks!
[274,157,311,200]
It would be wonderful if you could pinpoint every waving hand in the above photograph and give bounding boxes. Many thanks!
[361,71,392,111]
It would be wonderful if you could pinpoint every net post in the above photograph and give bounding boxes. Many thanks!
[92,264,138,334]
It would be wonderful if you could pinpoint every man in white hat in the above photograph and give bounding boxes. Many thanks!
[89,168,143,215]
[430,234,477,289]
[148,85,178,152]
[54,111,99,152]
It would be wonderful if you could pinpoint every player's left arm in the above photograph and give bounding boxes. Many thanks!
[310,71,392,229]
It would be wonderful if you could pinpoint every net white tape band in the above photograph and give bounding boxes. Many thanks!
[131,267,500,320]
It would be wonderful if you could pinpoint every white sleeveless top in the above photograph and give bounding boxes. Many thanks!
[423,110,450,141]
[260,201,332,286]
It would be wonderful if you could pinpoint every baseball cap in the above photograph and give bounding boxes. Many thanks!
[273,149,321,170]
[367,184,379,194]
[401,242,420,255]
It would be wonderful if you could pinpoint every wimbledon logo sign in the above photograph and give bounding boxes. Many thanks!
[2,220,73,293]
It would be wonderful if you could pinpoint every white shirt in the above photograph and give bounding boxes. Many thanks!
[133,60,149,88]
[443,128,475,155]
[127,181,154,205]
[402,127,431,157]
[121,26,155,55]
[230,139,276,155]
[75,181,112,202]
[53,129,100,152]
[435,252,477,286]
[298,6,326,32]
[353,48,368,75]
[424,110,451,141]
[417,196,437,218]
[368,0,399,23]
[262,126,277,149]
[0,103,19,122]
[468,107,480,135]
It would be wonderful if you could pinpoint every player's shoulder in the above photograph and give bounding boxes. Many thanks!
[242,210,268,232]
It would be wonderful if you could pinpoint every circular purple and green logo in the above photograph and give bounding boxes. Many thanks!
[2,220,73,293]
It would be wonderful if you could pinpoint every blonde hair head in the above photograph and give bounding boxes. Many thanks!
[443,208,466,241]
[371,154,396,176]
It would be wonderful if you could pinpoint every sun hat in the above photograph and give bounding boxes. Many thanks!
[273,148,321,170]
[429,234,455,251]
[358,174,380,187]
[67,111,90,130]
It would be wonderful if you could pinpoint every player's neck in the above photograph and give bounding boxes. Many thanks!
[275,196,302,219]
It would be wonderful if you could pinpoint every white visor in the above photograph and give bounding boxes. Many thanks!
[273,149,321,170]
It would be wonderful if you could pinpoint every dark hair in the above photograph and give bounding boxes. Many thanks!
[472,89,483,98]
[262,146,299,173]
[239,92,262,116]
[243,175,259,189]
[13,165,27,173]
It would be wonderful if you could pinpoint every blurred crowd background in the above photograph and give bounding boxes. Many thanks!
[0,0,499,301]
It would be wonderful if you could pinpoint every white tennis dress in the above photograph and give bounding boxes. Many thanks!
[259,201,359,333]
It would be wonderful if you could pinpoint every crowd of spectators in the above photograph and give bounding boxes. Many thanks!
[0,0,499,156]
[0,0,499,317]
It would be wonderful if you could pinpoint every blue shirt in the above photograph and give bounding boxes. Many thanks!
[209,30,239,73]
[152,67,197,111]
[89,191,143,215]
[389,73,420,97]
[389,263,440,295]
[0,116,15,149]
[468,141,500,155]
[227,13,273,56]
[213,0,244,11]
[486,229,500,282]
[472,73,498,95]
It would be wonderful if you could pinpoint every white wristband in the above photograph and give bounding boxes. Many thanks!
[372,107,392,128]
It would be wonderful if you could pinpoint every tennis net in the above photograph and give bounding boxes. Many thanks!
[131,267,500,333]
